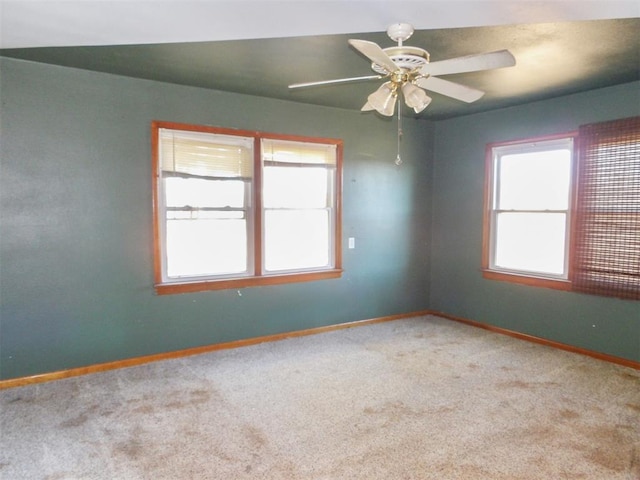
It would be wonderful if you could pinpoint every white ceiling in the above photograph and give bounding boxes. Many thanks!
[2,0,638,49]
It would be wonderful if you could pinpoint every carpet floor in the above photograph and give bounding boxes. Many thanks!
[1,315,639,479]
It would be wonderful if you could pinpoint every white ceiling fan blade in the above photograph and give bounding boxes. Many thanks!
[289,75,382,89]
[420,50,515,77]
[348,39,398,74]
[416,76,485,103]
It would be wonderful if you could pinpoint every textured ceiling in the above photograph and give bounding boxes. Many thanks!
[1,2,638,120]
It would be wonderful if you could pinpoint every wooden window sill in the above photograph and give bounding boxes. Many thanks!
[155,269,343,295]
[482,269,572,291]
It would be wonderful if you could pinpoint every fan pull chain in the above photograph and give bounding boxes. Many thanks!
[395,100,403,165]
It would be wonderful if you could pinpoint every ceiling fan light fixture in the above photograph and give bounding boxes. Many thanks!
[361,101,375,112]
[402,82,432,113]
[367,82,397,116]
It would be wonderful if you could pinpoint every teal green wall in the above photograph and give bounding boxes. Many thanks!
[2,56,637,380]
[0,57,433,380]
[430,81,640,362]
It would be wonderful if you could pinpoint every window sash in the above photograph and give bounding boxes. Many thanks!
[263,208,332,272]
[165,216,250,278]
[260,140,337,274]
[487,136,574,280]
[491,211,569,277]
[158,135,255,283]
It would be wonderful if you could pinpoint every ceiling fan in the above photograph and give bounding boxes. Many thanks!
[289,23,516,116]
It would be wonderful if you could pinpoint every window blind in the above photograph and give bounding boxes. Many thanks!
[262,139,336,165]
[160,129,253,178]
[572,116,640,300]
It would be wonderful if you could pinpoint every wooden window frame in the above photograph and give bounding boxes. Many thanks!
[482,132,577,291]
[152,121,343,295]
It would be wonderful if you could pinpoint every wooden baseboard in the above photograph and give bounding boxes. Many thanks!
[0,310,431,390]
[431,310,640,371]
[1,308,636,389]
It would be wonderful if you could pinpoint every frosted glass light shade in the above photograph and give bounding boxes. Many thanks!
[402,83,431,113]
[360,101,375,111]
[367,82,397,116]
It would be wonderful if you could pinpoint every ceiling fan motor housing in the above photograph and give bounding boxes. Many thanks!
[371,46,430,75]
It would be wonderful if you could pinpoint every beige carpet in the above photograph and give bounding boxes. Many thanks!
[1,315,639,479]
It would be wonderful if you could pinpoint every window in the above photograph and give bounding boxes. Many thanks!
[152,121,342,294]
[483,117,640,300]
[483,134,575,287]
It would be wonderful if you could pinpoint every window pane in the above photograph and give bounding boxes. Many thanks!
[263,167,329,209]
[166,219,247,277]
[264,210,329,271]
[494,212,567,275]
[165,177,245,208]
[498,150,571,210]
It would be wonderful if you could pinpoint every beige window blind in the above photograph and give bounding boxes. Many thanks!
[572,116,640,300]
[160,129,253,178]
[262,139,336,165]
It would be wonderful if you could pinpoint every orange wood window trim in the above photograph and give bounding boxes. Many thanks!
[151,123,162,285]
[151,121,343,294]
[481,141,494,271]
[482,131,578,292]
[252,136,263,276]
[155,269,343,295]
[481,269,572,291]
